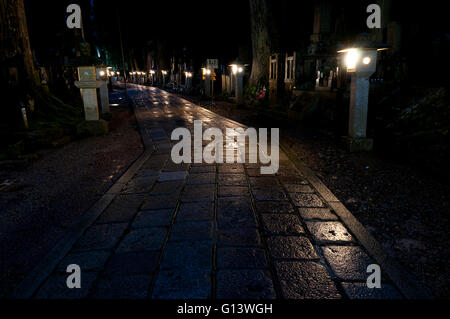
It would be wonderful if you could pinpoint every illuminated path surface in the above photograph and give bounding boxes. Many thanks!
[29,85,406,299]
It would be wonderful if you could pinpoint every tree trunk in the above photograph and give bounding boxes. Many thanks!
[0,0,37,83]
[0,0,38,125]
[249,0,272,87]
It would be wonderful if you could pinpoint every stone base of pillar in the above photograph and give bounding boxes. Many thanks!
[77,120,109,137]
[341,136,373,152]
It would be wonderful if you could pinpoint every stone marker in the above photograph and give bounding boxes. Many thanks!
[75,66,103,121]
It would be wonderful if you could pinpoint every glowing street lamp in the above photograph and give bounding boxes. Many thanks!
[202,68,211,76]
[338,41,388,151]
[230,64,244,75]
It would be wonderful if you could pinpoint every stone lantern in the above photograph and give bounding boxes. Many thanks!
[338,42,388,152]
[185,72,193,90]
[230,63,245,105]
[75,66,103,121]
[162,70,168,88]
[96,66,110,114]
[202,68,212,97]
[74,66,108,136]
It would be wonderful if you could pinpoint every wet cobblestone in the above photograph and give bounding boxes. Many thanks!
[32,86,403,300]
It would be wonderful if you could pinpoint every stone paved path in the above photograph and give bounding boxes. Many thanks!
[31,85,404,299]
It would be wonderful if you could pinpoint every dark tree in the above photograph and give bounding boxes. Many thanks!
[249,0,272,86]
[0,0,38,125]
[0,0,37,85]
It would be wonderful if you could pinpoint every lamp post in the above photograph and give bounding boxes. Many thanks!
[338,41,388,152]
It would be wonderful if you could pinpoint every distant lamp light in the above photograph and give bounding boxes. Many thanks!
[99,71,106,77]
[363,57,371,65]
[338,42,389,73]
[230,64,244,75]
[345,48,360,71]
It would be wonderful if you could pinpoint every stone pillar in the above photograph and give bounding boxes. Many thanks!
[96,67,110,114]
[75,66,103,121]
[348,74,370,138]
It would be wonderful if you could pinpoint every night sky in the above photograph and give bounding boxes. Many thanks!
[24,0,450,71]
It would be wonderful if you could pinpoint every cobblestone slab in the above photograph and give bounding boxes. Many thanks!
[216,270,276,299]
[275,261,341,299]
